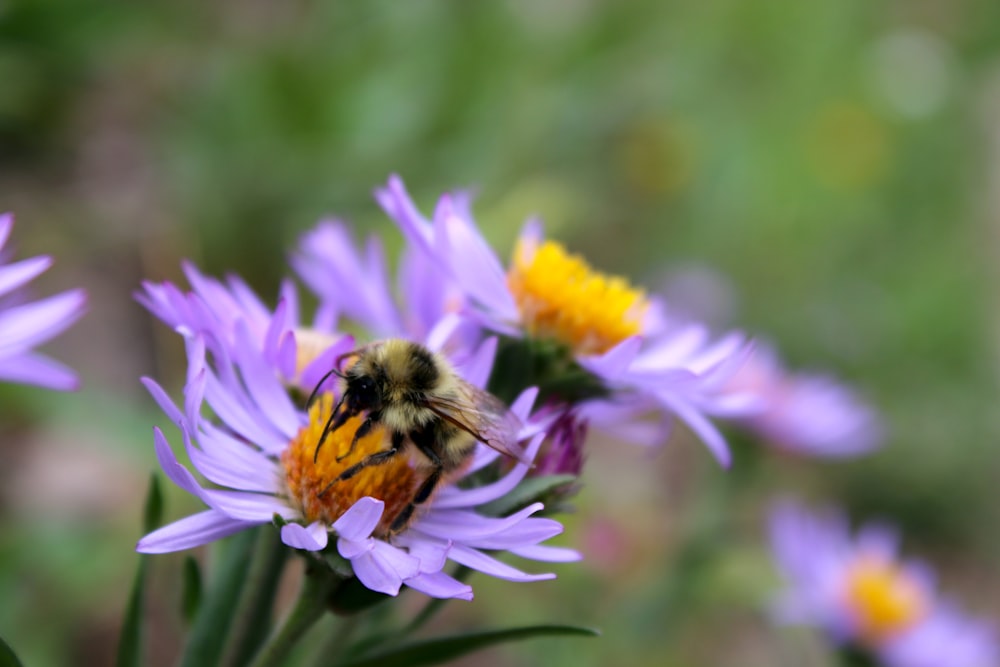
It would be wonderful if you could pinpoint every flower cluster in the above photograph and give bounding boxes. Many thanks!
[0,213,86,391]
[770,501,997,667]
[133,176,902,606]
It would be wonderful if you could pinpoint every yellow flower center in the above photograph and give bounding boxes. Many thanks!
[507,239,648,355]
[845,556,929,644]
[281,393,421,537]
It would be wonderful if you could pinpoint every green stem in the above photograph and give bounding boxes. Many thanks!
[308,615,359,667]
[221,527,289,667]
[248,565,339,667]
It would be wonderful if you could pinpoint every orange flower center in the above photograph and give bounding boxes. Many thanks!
[845,556,929,644]
[281,393,420,537]
[507,239,647,355]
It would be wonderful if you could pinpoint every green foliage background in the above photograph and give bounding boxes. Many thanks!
[1,1,999,665]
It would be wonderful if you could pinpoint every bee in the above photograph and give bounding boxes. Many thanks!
[309,338,526,533]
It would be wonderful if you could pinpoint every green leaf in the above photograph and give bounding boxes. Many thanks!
[142,473,163,534]
[477,474,577,517]
[338,624,599,667]
[180,528,258,667]
[181,556,203,625]
[117,474,164,667]
[0,635,25,667]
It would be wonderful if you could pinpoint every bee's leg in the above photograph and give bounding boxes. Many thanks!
[336,410,381,462]
[389,428,445,533]
[317,431,405,497]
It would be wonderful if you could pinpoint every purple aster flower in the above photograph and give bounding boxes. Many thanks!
[372,176,756,466]
[137,260,354,393]
[0,213,86,390]
[136,269,577,600]
[769,501,998,667]
[723,343,884,457]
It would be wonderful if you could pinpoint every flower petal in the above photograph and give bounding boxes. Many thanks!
[137,509,258,554]
[281,522,329,551]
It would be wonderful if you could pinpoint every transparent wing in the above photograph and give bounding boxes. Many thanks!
[423,379,529,464]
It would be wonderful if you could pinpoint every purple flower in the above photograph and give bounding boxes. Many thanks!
[136,266,577,600]
[769,501,997,667]
[372,176,757,466]
[0,213,86,390]
[723,343,883,457]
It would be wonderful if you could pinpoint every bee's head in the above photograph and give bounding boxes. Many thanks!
[343,354,385,413]
[345,373,380,410]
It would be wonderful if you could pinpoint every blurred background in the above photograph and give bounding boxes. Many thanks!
[2,0,1000,665]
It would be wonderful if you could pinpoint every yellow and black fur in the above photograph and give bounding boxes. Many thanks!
[312,339,521,533]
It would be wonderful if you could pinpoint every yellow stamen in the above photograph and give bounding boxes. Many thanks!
[282,393,420,537]
[507,239,648,355]
[845,556,929,644]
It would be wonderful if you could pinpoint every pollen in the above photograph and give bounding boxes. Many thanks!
[507,239,648,356]
[282,393,420,537]
[844,556,929,644]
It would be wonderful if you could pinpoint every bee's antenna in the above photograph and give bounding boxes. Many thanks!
[306,367,345,408]
[313,392,350,463]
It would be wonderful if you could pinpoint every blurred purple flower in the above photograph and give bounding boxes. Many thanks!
[0,213,86,390]
[724,343,883,457]
[373,175,757,466]
[136,267,577,600]
[769,501,997,667]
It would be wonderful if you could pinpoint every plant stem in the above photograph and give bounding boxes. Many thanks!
[221,527,289,667]
[248,565,338,667]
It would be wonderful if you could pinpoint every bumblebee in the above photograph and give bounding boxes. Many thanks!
[310,339,524,533]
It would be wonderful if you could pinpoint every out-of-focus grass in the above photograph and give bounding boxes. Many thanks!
[2,0,1000,665]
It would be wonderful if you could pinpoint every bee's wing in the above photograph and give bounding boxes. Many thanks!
[424,380,530,464]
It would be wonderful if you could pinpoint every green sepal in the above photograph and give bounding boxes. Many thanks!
[179,528,257,667]
[322,550,355,579]
[337,624,600,667]
[477,474,577,517]
[0,635,24,667]
[181,556,203,625]
[489,337,608,406]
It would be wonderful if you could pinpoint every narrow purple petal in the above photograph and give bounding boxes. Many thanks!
[204,489,297,522]
[233,322,300,438]
[447,543,555,582]
[142,377,185,427]
[137,509,258,553]
[0,353,79,390]
[658,395,732,467]
[457,336,497,389]
[0,289,87,355]
[0,255,51,298]
[509,544,583,562]
[416,503,547,541]
[405,572,474,601]
[0,213,12,250]
[431,433,544,509]
[375,174,435,253]
[153,427,211,504]
[579,336,643,379]
[435,203,519,321]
